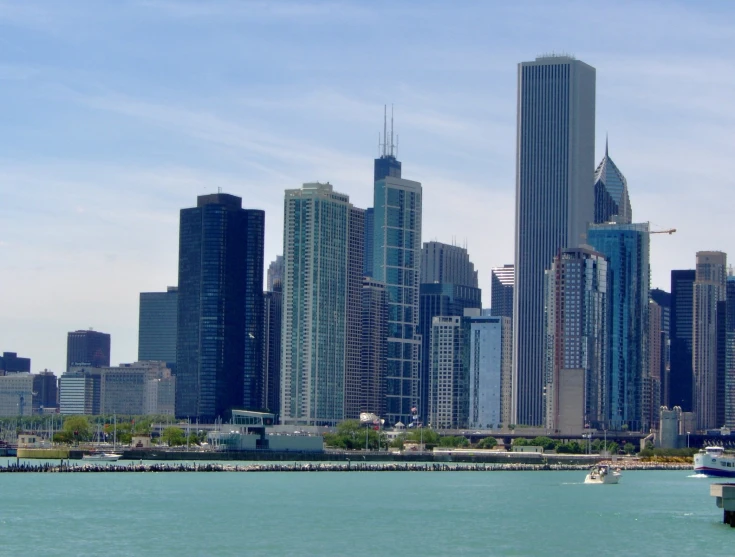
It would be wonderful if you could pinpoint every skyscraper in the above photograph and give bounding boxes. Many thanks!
[692,251,727,430]
[66,330,110,371]
[267,255,284,292]
[670,270,696,411]
[281,183,364,426]
[593,140,632,224]
[372,151,422,426]
[544,246,608,434]
[429,316,468,429]
[0,352,31,374]
[262,287,282,416]
[491,264,514,320]
[359,277,388,418]
[588,223,650,431]
[138,286,178,370]
[420,241,478,286]
[176,193,264,421]
[364,207,375,278]
[650,288,671,408]
[724,276,735,428]
[513,55,596,426]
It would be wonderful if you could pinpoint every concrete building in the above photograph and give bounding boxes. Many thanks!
[207,410,323,452]
[0,374,39,416]
[176,193,264,420]
[588,223,650,432]
[428,316,468,429]
[693,251,727,430]
[66,329,110,370]
[544,246,608,434]
[138,286,178,370]
[670,270,696,411]
[593,140,632,225]
[490,264,514,320]
[420,241,478,287]
[0,352,31,374]
[281,183,364,426]
[372,155,422,427]
[513,55,596,426]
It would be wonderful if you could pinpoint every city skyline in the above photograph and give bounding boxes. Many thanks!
[3,1,735,373]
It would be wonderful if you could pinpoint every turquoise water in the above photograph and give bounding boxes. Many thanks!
[1,468,732,556]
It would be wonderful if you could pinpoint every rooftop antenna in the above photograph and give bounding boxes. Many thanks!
[390,104,395,157]
[605,133,609,157]
[382,105,387,157]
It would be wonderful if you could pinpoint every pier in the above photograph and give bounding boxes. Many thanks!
[711,483,735,527]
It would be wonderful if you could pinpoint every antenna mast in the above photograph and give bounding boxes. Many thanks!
[382,105,387,157]
[390,104,395,157]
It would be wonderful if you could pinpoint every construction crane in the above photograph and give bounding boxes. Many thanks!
[11,391,37,417]
[650,228,676,235]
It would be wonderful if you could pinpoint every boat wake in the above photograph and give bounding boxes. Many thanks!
[688,473,709,478]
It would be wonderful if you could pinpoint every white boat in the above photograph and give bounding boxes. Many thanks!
[82,452,122,462]
[693,446,735,477]
[584,464,621,484]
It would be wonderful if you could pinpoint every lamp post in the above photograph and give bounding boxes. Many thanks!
[687,431,690,448]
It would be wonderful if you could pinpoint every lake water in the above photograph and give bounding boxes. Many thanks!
[1,466,732,556]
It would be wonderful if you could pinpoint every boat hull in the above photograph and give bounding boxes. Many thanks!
[693,452,735,477]
[82,454,122,462]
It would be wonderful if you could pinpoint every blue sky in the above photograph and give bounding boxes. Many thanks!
[2,0,735,372]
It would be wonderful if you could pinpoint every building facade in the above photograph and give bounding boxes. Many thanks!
[670,270,696,411]
[725,276,735,428]
[176,193,264,420]
[593,141,632,225]
[267,255,284,292]
[359,278,388,418]
[67,330,110,370]
[281,183,364,426]
[0,352,31,374]
[262,287,282,416]
[0,374,40,416]
[467,313,505,429]
[692,251,727,430]
[429,316,468,429]
[490,264,514,320]
[650,288,671,408]
[372,172,422,426]
[138,286,178,370]
[544,247,608,434]
[420,241,478,287]
[513,55,596,426]
[588,223,650,431]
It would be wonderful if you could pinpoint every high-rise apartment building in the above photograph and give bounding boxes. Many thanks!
[692,251,727,430]
[650,289,671,409]
[138,287,178,370]
[724,276,735,428]
[281,183,364,426]
[490,264,514,320]
[372,157,422,426]
[588,223,650,431]
[429,316,468,429]
[513,55,596,426]
[544,247,608,434]
[176,193,264,421]
[648,300,663,429]
[359,278,388,418]
[593,141,632,224]
[670,270,696,410]
[66,330,111,370]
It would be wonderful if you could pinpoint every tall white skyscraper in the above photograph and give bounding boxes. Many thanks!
[513,55,596,426]
[280,183,364,426]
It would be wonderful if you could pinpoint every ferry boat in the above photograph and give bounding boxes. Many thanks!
[82,452,122,462]
[584,464,621,484]
[693,446,735,477]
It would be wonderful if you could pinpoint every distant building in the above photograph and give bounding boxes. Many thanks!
[429,316,468,429]
[176,193,264,421]
[588,223,650,431]
[514,55,596,426]
[267,256,284,292]
[649,301,663,430]
[262,287,282,416]
[60,361,174,415]
[358,278,388,418]
[420,241,478,287]
[0,352,31,374]
[281,183,364,426]
[544,246,608,434]
[66,330,110,370]
[670,270,696,411]
[363,208,374,278]
[490,264,514,320]
[593,140,632,224]
[692,251,727,430]
[725,276,735,428]
[0,374,40,416]
[138,286,178,371]
[651,288,671,407]
[35,370,58,412]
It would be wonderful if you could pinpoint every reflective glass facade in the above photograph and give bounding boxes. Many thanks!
[588,223,649,431]
[670,270,695,410]
[138,287,178,371]
[176,193,264,421]
[593,142,632,224]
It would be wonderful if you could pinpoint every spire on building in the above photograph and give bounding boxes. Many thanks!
[594,139,632,224]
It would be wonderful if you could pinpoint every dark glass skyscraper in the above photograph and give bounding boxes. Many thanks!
[262,287,282,416]
[670,269,696,411]
[67,330,110,371]
[176,193,264,421]
[138,286,178,371]
[491,264,514,320]
[0,352,31,374]
[593,140,632,225]
[514,55,596,426]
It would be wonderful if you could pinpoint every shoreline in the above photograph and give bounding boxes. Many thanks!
[0,461,694,473]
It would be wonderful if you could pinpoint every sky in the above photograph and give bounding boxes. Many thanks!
[2,0,735,373]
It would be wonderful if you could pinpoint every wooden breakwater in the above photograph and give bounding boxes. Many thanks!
[0,461,694,474]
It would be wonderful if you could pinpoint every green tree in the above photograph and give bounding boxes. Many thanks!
[512,437,528,446]
[530,436,558,451]
[438,435,469,448]
[161,427,186,447]
[62,416,92,443]
[405,428,441,449]
[476,436,498,449]
[323,420,386,450]
[623,442,636,455]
